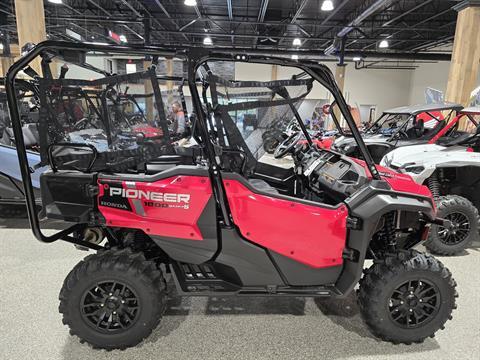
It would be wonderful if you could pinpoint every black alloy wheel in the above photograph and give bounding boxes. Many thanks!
[81,281,140,333]
[436,211,470,245]
[59,248,167,350]
[425,195,479,255]
[388,279,440,329]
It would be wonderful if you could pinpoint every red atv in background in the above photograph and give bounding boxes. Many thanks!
[6,41,457,350]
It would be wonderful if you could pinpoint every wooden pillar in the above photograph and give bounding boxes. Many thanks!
[14,0,47,75]
[143,60,154,122]
[334,65,346,127]
[271,64,278,80]
[0,44,19,77]
[0,58,13,77]
[166,58,174,105]
[445,1,480,128]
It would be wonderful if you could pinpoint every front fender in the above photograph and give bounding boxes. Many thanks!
[336,183,435,295]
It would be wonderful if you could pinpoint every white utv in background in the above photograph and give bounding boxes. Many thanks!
[381,107,480,255]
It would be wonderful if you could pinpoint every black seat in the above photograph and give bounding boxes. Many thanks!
[248,178,279,194]
[406,119,425,138]
[145,155,189,174]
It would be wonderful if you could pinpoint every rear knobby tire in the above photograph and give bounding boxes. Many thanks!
[426,195,478,255]
[59,248,167,350]
[358,251,457,344]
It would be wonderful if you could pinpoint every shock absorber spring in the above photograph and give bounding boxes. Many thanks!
[384,211,397,250]
[427,174,440,199]
[376,211,397,253]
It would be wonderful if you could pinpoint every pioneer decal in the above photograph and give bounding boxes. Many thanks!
[109,188,191,209]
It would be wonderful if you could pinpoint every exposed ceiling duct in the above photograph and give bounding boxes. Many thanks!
[337,0,395,38]
[325,0,395,56]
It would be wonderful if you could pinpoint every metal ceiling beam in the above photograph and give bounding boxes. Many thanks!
[319,0,350,25]
[382,0,433,27]
[118,0,142,18]
[86,0,111,17]
[279,0,311,45]
[254,0,270,47]
[227,0,233,20]
[146,28,445,43]
[121,24,144,41]
[3,12,453,33]
[257,0,270,22]
[291,0,310,23]
[144,43,452,61]
[179,17,201,32]
[362,6,454,50]
[226,0,234,44]
[337,0,396,37]
[152,0,189,41]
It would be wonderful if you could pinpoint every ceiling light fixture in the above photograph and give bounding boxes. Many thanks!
[292,38,301,46]
[379,39,389,48]
[184,0,197,6]
[48,0,63,4]
[291,54,299,60]
[321,0,334,11]
[353,56,362,61]
[203,36,213,45]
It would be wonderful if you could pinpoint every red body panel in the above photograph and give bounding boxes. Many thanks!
[223,180,348,268]
[352,158,433,198]
[131,125,163,138]
[98,176,212,240]
[428,114,465,144]
[299,137,334,150]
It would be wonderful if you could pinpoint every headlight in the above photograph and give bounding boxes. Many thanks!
[404,166,425,174]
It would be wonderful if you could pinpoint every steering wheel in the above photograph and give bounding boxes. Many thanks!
[396,130,409,139]
[274,132,302,159]
[73,117,97,131]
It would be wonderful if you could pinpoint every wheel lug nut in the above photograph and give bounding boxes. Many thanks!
[409,309,413,312]
[400,301,404,304]
[109,293,112,296]
[100,304,104,307]
[419,299,423,302]
[121,300,125,304]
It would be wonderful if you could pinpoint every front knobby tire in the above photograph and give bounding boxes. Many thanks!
[358,251,457,344]
[426,195,479,255]
[59,248,167,350]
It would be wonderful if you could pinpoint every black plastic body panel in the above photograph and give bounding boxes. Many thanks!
[40,171,96,222]
[269,251,342,286]
[213,228,285,287]
[150,197,218,264]
[0,173,25,201]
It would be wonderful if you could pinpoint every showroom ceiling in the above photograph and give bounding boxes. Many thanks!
[0,0,459,58]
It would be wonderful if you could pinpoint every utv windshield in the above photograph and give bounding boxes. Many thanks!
[367,112,442,141]
[367,113,412,136]
[198,61,313,172]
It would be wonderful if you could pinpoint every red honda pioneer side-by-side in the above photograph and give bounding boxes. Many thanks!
[6,41,457,350]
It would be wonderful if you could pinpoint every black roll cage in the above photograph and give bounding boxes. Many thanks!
[5,40,379,247]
